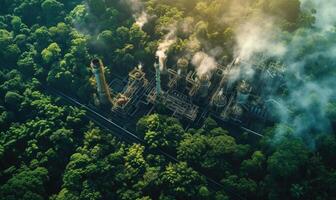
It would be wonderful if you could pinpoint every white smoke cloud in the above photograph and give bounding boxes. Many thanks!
[224,14,288,86]
[231,0,336,144]
[179,17,195,36]
[156,27,177,71]
[276,33,336,142]
[135,11,149,28]
[301,0,336,31]
[123,0,149,29]
[191,52,217,77]
[234,16,287,61]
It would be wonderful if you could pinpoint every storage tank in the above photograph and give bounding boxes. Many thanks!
[177,58,189,76]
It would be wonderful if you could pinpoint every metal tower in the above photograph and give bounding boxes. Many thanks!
[90,58,113,105]
[154,62,162,97]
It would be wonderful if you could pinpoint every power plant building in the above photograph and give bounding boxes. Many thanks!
[90,55,280,131]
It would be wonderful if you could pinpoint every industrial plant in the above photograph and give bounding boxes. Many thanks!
[90,54,282,130]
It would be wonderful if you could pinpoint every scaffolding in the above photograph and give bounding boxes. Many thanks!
[112,67,149,115]
[164,91,199,121]
[167,69,179,89]
[147,88,199,121]
[91,54,281,127]
[186,71,200,97]
[211,89,227,112]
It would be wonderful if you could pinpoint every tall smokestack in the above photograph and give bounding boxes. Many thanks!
[91,58,113,105]
[154,62,162,97]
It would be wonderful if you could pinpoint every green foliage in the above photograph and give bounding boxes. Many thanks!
[267,138,309,180]
[0,1,334,200]
[316,134,336,168]
[0,167,49,200]
[11,16,22,33]
[221,174,258,199]
[241,151,266,179]
[67,4,88,27]
[41,42,61,63]
[177,127,248,175]
[5,91,23,110]
[41,0,64,25]
[160,162,207,198]
[137,114,184,151]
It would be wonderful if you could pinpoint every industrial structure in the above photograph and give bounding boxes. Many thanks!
[91,59,114,105]
[90,55,283,130]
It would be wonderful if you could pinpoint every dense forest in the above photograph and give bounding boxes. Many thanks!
[0,0,336,200]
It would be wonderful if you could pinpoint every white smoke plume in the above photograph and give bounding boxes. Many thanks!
[135,11,149,28]
[276,3,336,144]
[234,16,287,61]
[156,27,177,71]
[138,63,143,70]
[123,0,149,29]
[229,14,287,84]
[179,17,195,36]
[191,52,218,77]
[301,0,336,31]
[231,0,336,144]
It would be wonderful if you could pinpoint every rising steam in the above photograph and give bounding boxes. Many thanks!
[191,52,217,77]
[123,0,149,29]
[301,0,336,31]
[232,0,336,144]
[234,16,287,61]
[228,15,287,84]
[156,27,177,71]
[135,11,149,28]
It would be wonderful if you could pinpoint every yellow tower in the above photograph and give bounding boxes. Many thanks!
[90,58,113,105]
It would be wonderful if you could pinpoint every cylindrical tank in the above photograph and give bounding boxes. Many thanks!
[237,80,250,104]
[177,58,189,76]
[198,74,210,98]
[91,58,113,105]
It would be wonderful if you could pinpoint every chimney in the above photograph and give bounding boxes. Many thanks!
[154,62,162,97]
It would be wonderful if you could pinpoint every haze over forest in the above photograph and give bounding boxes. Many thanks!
[0,0,336,200]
